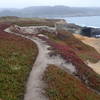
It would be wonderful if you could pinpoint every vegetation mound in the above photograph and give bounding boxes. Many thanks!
[0,23,38,100]
[38,28,100,92]
[43,65,100,100]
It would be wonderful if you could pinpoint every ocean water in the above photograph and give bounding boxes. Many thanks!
[64,16,100,28]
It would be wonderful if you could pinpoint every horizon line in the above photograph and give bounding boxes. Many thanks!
[0,5,100,9]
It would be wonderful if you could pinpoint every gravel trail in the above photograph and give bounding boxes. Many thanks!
[5,27,76,100]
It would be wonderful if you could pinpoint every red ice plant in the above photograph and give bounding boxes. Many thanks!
[38,35,100,92]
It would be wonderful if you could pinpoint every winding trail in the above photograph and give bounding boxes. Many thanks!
[24,38,49,100]
[5,27,76,100]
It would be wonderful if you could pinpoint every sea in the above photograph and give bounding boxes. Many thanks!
[52,16,100,37]
[63,16,100,28]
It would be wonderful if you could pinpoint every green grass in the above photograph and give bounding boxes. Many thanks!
[43,65,100,100]
[0,32,38,100]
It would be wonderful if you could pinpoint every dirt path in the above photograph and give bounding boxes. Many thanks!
[24,38,76,100]
[5,27,76,100]
[24,38,49,100]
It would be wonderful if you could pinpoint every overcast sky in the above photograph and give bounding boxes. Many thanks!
[0,0,100,8]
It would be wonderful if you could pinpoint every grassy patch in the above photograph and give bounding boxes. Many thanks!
[0,26,38,100]
[43,65,100,100]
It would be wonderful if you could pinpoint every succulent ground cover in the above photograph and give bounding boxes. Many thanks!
[1,19,100,100]
[38,35,100,92]
[57,30,100,63]
[43,65,100,100]
[0,23,38,100]
[40,30,100,63]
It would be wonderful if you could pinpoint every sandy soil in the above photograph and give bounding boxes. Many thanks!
[74,34,100,53]
[87,61,100,74]
[5,27,76,100]
[74,34,100,74]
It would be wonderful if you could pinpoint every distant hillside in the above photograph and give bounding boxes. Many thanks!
[0,6,100,17]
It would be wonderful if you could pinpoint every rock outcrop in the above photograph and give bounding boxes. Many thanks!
[55,20,81,34]
[81,27,100,38]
